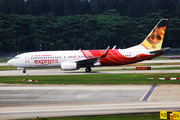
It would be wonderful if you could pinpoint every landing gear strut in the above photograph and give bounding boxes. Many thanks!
[23,69,26,73]
[85,67,91,72]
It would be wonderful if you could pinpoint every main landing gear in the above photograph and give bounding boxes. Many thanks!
[85,67,91,72]
[23,69,26,73]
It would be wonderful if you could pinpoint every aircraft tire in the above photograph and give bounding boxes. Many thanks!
[85,67,91,72]
[23,69,26,73]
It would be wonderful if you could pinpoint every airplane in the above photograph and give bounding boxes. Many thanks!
[7,19,170,73]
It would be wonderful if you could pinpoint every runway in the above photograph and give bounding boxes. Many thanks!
[1,84,180,119]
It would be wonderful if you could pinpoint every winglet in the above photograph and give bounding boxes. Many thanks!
[101,46,110,57]
[112,45,116,50]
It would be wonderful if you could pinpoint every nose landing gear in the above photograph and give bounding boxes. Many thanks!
[23,69,26,73]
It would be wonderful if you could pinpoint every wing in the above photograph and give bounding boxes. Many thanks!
[76,46,110,67]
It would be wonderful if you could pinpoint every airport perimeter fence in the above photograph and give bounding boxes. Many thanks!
[0,48,180,59]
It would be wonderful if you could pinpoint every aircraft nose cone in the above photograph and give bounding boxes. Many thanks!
[7,59,14,66]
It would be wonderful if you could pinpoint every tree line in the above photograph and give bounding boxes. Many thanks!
[0,0,180,53]
[0,0,180,18]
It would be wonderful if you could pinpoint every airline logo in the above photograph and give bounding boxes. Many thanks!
[141,19,168,50]
[34,59,58,65]
[32,54,59,65]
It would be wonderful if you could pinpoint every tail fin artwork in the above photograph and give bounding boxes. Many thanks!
[141,19,168,50]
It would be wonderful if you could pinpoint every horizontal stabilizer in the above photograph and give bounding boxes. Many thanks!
[150,47,170,54]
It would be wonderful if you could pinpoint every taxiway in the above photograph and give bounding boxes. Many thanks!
[1,68,180,76]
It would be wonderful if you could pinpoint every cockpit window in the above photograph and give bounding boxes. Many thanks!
[13,57,20,59]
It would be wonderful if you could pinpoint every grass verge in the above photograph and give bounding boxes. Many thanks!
[0,58,10,63]
[94,67,180,71]
[0,73,180,84]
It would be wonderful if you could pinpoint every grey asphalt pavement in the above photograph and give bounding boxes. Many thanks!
[0,84,180,119]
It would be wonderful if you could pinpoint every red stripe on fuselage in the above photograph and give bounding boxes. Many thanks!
[81,49,160,66]
[81,50,105,58]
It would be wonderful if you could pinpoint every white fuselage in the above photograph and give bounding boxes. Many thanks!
[7,46,159,69]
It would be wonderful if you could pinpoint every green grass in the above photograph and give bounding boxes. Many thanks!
[153,67,180,70]
[22,114,160,120]
[0,58,10,63]
[1,73,180,84]
[94,67,180,71]
[0,66,17,70]
[152,56,170,60]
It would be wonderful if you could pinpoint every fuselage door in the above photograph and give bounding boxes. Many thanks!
[25,54,30,63]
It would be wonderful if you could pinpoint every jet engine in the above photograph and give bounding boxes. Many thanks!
[61,62,79,70]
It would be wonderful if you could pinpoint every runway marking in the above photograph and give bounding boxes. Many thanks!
[148,78,180,80]
[141,84,157,101]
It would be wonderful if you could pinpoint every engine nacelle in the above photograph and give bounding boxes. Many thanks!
[61,62,79,70]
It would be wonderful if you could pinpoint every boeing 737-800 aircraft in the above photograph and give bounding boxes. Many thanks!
[7,19,169,73]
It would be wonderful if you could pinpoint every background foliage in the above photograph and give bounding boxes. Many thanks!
[0,0,180,53]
